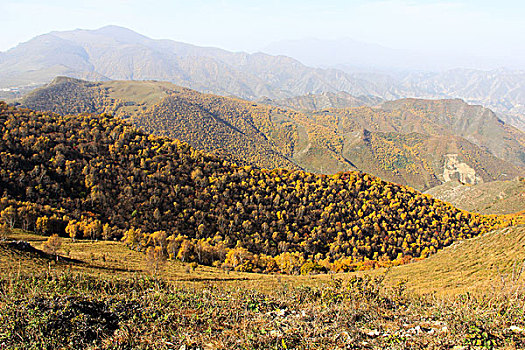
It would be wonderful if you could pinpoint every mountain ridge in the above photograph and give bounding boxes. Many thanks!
[0,26,388,101]
[2,26,525,133]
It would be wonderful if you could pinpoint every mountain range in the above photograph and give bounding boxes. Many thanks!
[263,37,525,72]
[0,25,389,101]
[20,77,524,191]
[2,25,524,133]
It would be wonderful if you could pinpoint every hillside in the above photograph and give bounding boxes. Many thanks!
[380,98,525,169]
[299,103,524,186]
[3,26,525,136]
[0,102,508,274]
[260,91,383,111]
[383,225,525,295]
[426,178,525,215]
[20,77,524,191]
[1,226,525,349]
[19,77,299,170]
[0,224,524,348]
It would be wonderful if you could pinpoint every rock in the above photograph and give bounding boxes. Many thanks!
[366,329,381,337]
[509,325,525,333]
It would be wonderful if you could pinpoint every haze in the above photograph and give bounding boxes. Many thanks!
[2,0,524,70]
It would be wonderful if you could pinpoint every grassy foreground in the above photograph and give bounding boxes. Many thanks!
[1,229,524,349]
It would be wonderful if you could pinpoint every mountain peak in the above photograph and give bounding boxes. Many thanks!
[93,25,145,38]
[49,25,151,45]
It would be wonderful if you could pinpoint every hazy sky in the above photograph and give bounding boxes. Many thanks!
[2,0,524,67]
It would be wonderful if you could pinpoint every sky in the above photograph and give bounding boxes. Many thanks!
[2,0,524,69]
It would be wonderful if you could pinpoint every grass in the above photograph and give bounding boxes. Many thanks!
[1,230,334,293]
[374,226,525,295]
[1,264,524,349]
[4,226,525,296]
[1,226,525,349]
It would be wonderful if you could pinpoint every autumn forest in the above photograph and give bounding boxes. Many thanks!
[0,101,513,275]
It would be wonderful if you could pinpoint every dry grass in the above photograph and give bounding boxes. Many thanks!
[3,225,525,296]
[2,227,525,349]
[376,226,525,295]
[2,230,332,293]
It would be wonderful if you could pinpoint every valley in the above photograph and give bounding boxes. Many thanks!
[1,17,525,350]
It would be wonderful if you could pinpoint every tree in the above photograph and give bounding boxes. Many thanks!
[0,206,16,228]
[36,216,50,235]
[224,246,254,272]
[66,221,79,241]
[0,221,11,241]
[43,234,62,257]
[146,246,166,277]
[102,223,113,240]
[177,239,195,263]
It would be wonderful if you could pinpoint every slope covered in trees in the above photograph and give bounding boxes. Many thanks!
[0,102,511,273]
[21,78,524,190]
[20,77,299,170]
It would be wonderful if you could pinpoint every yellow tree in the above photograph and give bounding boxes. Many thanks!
[43,234,62,257]
[0,221,11,241]
[146,246,166,277]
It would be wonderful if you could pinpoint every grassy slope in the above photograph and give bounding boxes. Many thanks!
[2,227,525,348]
[3,225,524,296]
[426,179,525,215]
[1,231,330,292]
[380,225,525,295]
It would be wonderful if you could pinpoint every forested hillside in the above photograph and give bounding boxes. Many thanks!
[21,77,524,190]
[0,102,510,273]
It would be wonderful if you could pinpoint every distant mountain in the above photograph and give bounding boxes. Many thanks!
[263,38,525,131]
[263,37,525,72]
[20,78,524,190]
[499,113,525,132]
[263,38,432,71]
[0,26,389,101]
[393,68,525,131]
[3,26,525,133]
[379,98,525,169]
